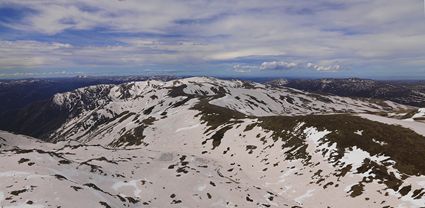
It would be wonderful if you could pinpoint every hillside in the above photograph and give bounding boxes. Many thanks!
[1,77,425,207]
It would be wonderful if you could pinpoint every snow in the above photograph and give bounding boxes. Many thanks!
[412,108,425,119]
[340,147,371,169]
[197,184,207,191]
[294,122,306,132]
[175,124,200,132]
[0,171,31,177]
[304,127,331,146]
[278,168,297,184]
[402,108,425,121]
[372,138,387,146]
[340,146,390,170]
[52,94,64,105]
[3,204,44,208]
[112,180,142,196]
[386,188,425,208]
[354,130,363,136]
[295,189,315,204]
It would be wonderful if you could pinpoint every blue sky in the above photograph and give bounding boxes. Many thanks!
[0,0,424,79]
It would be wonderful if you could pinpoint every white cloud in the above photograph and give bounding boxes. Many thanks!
[259,61,343,72]
[0,0,192,35]
[0,40,71,68]
[306,63,342,72]
[260,61,298,70]
[232,64,256,73]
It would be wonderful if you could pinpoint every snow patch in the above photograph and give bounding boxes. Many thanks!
[52,94,65,106]
[303,127,331,146]
[340,146,390,170]
[372,138,387,146]
[340,147,370,169]
[412,108,425,119]
[294,122,306,132]
[354,130,363,136]
[386,188,425,208]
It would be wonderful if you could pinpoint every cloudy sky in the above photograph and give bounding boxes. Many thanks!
[0,0,424,79]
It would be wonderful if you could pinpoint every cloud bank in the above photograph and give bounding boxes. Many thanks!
[306,63,342,72]
[260,61,298,70]
[0,0,424,77]
[257,61,343,72]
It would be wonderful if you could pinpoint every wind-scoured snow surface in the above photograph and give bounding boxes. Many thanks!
[1,77,425,208]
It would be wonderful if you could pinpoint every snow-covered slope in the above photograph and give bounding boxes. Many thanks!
[0,131,297,208]
[1,77,425,208]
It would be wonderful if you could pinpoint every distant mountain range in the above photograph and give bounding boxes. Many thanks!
[266,78,425,107]
[1,77,425,207]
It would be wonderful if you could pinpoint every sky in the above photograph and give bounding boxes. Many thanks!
[0,0,425,79]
